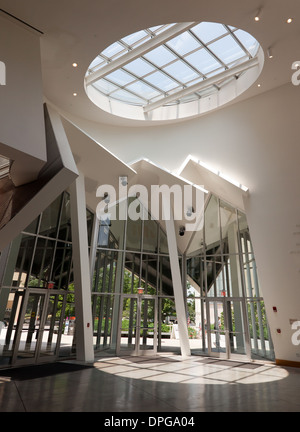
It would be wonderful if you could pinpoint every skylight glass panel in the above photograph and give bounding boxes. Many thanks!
[88,56,106,71]
[144,70,179,92]
[164,60,199,83]
[110,89,146,105]
[93,79,119,94]
[143,45,177,67]
[191,22,227,44]
[185,48,221,75]
[234,29,259,57]
[101,42,125,59]
[105,69,136,86]
[121,30,149,46]
[126,80,162,100]
[209,35,246,65]
[166,31,200,56]
[124,58,155,77]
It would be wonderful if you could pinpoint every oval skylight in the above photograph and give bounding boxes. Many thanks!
[85,22,263,121]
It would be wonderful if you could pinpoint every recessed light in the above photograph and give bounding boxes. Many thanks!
[73,92,78,96]
[287,18,293,23]
[257,84,261,87]
[254,8,262,21]
[72,62,78,67]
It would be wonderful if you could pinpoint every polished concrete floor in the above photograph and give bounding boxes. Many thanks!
[0,353,300,412]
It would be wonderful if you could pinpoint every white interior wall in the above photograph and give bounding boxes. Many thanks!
[59,82,300,363]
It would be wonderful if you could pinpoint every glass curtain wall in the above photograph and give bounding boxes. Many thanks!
[91,199,178,353]
[0,192,94,367]
[186,194,274,360]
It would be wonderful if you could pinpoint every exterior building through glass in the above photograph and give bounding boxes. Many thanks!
[0,191,274,369]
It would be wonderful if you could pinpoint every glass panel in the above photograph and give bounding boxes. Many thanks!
[206,254,224,297]
[16,293,45,361]
[92,294,114,350]
[187,225,204,255]
[144,45,177,67]
[0,290,24,365]
[126,80,162,100]
[102,41,125,58]
[223,254,243,297]
[141,254,157,295]
[93,79,119,95]
[191,22,228,44]
[139,298,156,351]
[144,70,178,92]
[58,193,72,242]
[192,296,208,354]
[119,297,137,352]
[209,34,246,65]
[126,213,142,251]
[234,29,259,57]
[39,294,63,358]
[143,217,158,253]
[164,60,199,83]
[52,242,72,290]
[13,235,36,287]
[159,256,173,296]
[28,238,55,288]
[24,216,39,234]
[124,253,141,294]
[159,228,169,254]
[93,250,119,293]
[227,300,246,355]
[105,69,136,86]
[185,48,220,75]
[208,300,226,354]
[39,195,62,238]
[110,88,147,105]
[247,300,274,360]
[98,204,125,249]
[121,30,149,47]
[166,31,200,56]
[124,58,155,76]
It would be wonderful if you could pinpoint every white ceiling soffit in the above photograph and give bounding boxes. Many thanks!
[60,116,137,213]
[128,158,208,254]
[178,156,248,211]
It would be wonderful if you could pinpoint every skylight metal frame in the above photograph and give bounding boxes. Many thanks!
[85,22,260,112]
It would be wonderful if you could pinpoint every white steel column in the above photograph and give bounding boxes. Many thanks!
[163,198,191,357]
[70,173,94,363]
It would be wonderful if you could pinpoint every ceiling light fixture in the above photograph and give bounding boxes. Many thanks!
[267,48,273,59]
[72,62,78,67]
[254,8,262,21]
[286,18,293,23]
[73,92,78,96]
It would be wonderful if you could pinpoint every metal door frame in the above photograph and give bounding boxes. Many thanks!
[116,294,158,356]
[11,288,67,366]
[206,296,251,360]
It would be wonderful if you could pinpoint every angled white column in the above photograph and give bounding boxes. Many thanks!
[163,198,191,357]
[70,173,94,363]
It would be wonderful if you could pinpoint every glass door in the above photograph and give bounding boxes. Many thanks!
[207,297,250,360]
[117,294,157,356]
[12,289,66,366]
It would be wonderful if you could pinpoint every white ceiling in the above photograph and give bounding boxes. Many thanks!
[1,0,299,127]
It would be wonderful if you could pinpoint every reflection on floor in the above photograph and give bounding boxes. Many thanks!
[0,353,300,412]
